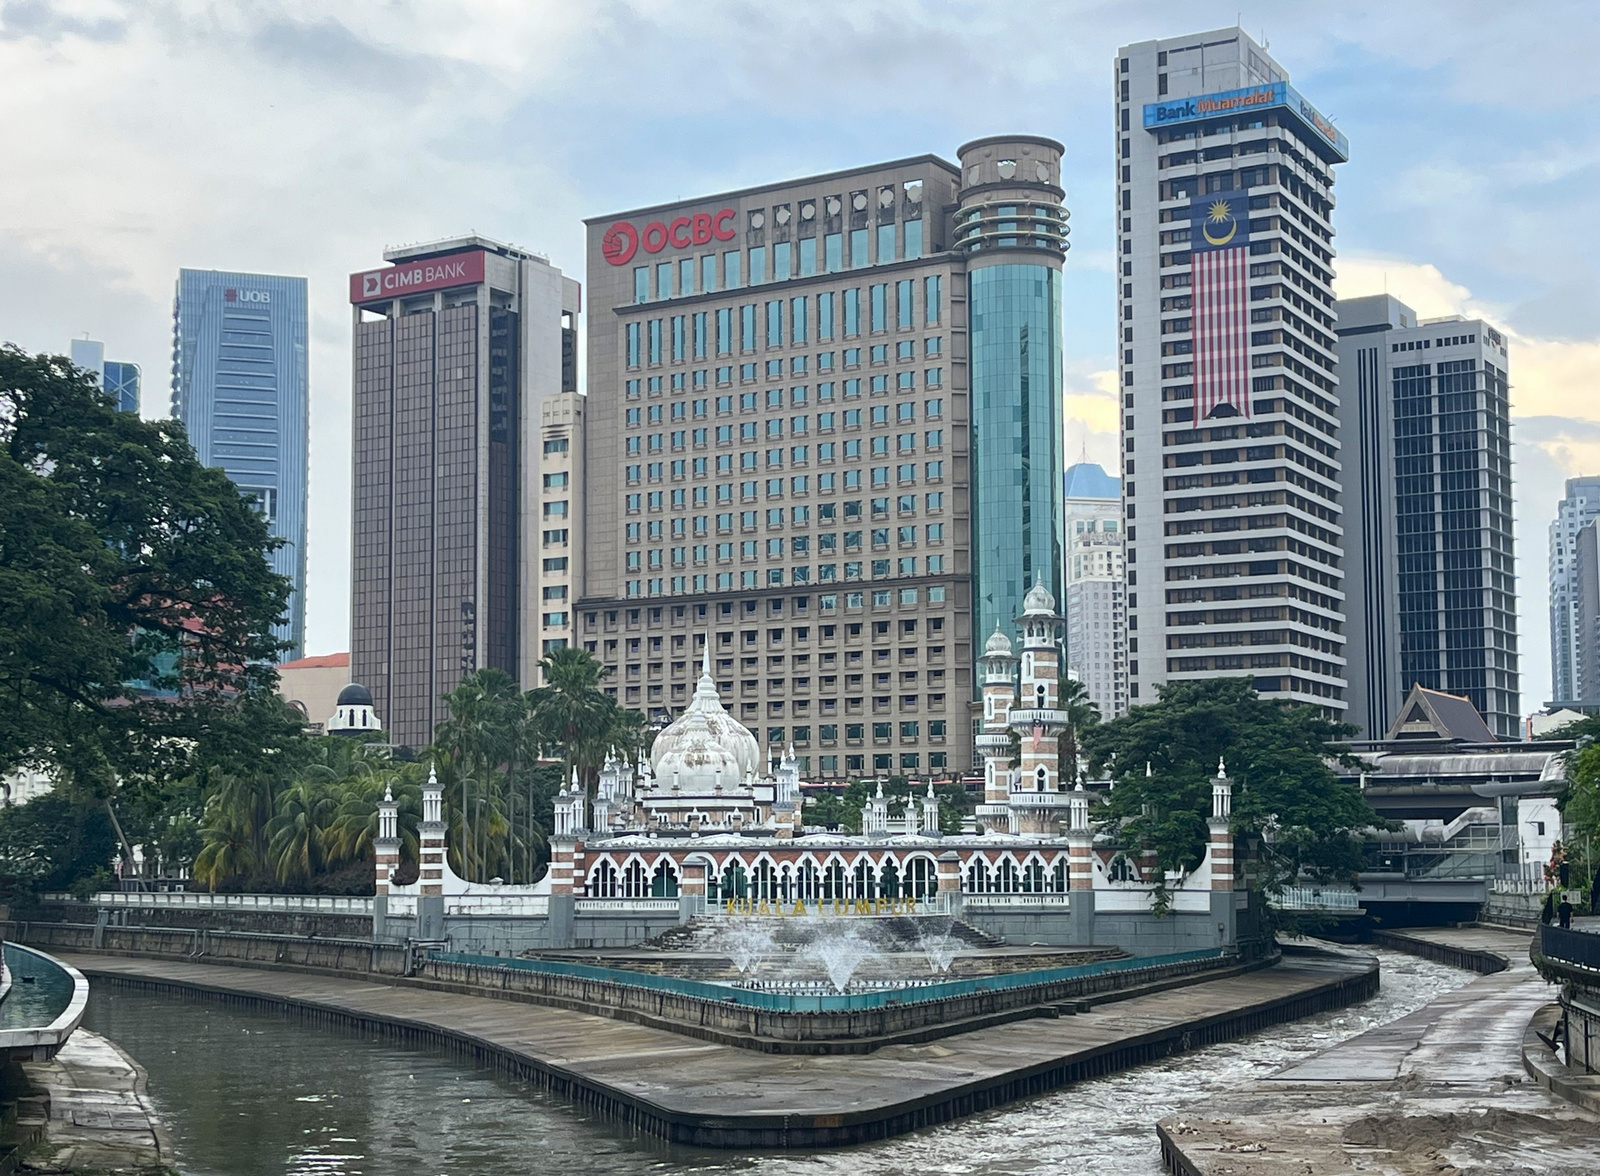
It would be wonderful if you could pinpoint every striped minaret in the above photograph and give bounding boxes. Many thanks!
[374,785,400,895]
[1209,758,1234,892]
[974,623,1018,833]
[418,765,445,897]
[1008,575,1073,835]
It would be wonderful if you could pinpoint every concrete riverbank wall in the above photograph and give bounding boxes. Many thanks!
[54,947,1379,1148]
[6,919,1267,1053]
[1371,927,1515,974]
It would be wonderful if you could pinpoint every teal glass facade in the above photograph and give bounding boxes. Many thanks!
[969,263,1064,653]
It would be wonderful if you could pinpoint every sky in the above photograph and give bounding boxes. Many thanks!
[3,0,1598,714]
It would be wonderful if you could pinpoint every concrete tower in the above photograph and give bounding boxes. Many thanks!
[1007,576,1071,835]
[975,623,1019,832]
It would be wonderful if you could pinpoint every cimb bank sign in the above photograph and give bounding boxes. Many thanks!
[349,251,486,304]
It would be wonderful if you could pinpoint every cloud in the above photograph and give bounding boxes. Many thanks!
[1336,254,1600,424]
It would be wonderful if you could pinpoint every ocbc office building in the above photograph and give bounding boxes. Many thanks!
[575,137,1069,780]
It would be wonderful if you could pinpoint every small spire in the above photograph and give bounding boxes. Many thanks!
[427,763,438,788]
[701,639,711,678]
[1217,757,1227,780]
[1145,761,1152,778]
[382,783,393,803]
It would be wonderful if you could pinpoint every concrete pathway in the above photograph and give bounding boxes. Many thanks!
[55,949,1373,1148]
[1159,927,1600,1176]
[20,1027,171,1174]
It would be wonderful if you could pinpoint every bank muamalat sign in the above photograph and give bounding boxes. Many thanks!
[601,208,737,266]
[349,250,487,304]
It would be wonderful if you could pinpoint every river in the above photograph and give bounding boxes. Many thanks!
[83,948,1472,1176]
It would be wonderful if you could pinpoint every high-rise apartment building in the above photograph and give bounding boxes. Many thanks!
[535,388,585,674]
[1117,29,1348,716]
[1575,520,1600,707]
[1335,295,1518,738]
[577,138,1069,780]
[1063,460,1127,719]
[349,237,580,749]
[172,270,309,658]
[69,338,141,413]
[1550,476,1600,704]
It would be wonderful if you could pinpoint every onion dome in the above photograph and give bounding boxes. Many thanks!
[649,644,761,783]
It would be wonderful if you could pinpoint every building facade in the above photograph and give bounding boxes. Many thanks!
[576,139,1068,781]
[171,269,309,658]
[69,338,141,413]
[1116,29,1348,716]
[1335,295,1519,739]
[1575,520,1600,707]
[1550,476,1600,705]
[348,237,580,748]
[1063,460,1126,719]
[534,388,585,674]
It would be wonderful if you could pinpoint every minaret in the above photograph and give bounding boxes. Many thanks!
[372,783,400,942]
[416,765,446,939]
[1007,574,1072,835]
[1208,758,1236,948]
[975,622,1018,833]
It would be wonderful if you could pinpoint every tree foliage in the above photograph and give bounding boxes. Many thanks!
[1081,677,1384,897]
[0,346,290,795]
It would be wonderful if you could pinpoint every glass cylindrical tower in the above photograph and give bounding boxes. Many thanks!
[958,135,1070,674]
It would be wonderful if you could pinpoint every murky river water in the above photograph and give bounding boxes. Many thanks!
[84,949,1473,1176]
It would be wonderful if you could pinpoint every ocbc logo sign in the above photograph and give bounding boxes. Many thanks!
[602,208,738,266]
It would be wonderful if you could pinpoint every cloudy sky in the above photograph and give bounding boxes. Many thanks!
[3,0,1597,712]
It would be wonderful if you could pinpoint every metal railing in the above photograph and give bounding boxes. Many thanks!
[1538,923,1600,974]
[45,891,374,915]
[1272,886,1361,911]
[428,944,1230,1014]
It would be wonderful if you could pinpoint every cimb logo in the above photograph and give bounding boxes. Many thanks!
[361,272,382,298]
[225,288,271,304]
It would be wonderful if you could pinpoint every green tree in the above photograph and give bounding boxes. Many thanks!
[434,668,525,882]
[0,347,291,799]
[1082,677,1383,903]
[526,647,641,789]
[0,793,117,900]
[1057,674,1101,784]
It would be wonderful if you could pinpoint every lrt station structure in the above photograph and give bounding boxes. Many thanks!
[372,582,1251,957]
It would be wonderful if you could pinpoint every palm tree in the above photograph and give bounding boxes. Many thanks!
[434,669,524,881]
[264,781,339,884]
[1057,673,1102,785]
[526,647,647,793]
[192,809,257,891]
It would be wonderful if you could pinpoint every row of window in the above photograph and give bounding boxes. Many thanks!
[621,464,946,509]
[623,557,948,596]
[624,363,946,399]
[622,496,948,538]
[623,528,947,566]
[627,397,944,426]
[624,279,944,364]
[624,436,945,470]
[632,224,927,305]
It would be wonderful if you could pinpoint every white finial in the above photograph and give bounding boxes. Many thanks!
[1217,757,1227,780]
[875,780,884,799]
[383,783,393,803]
[927,780,935,798]
[570,766,579,787]
[427,763,438,788]
[702,639,711,678]
[1145,761,1152,778]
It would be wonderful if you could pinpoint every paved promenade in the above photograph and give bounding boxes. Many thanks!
[1159,927,1600,1176]
[57,948,1373,1148]
[21,1027,172,1174]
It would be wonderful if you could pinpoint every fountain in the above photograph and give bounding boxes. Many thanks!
[804,926,874,993]
[915,917,959,975]
[715,921,777,976]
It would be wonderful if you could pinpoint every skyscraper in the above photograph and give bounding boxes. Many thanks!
[575,138,1068,780]
[68,337,141,413]
[1117,28,1348,716]
[1550,476,1600,704]
[1063,460,1127,719]
[171,269,309,658]
[1575,520,1600,707]
[1335,294,1518,739]
[349,236,580,749]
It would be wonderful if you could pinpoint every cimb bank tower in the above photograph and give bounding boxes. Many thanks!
[574,137,1071,781]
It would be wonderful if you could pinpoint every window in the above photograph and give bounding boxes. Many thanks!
[766,300,782,348]
[870,284,886,332]
[896,279,913,329]
[626,322,641,367]
[750,245,766,284]
[543,438,569,454]
[844,288,860,336]
[723,250,741,289]
[877,222,895,262]
[791,296,809,344]
[851,227,868,268]
[818,291,835,340]
[924,275,941,325]
[825,232,843,272]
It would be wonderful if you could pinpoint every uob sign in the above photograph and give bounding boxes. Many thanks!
[225,288,270,304]
[601,208,738,266]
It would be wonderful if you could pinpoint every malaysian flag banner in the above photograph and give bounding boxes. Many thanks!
[1189,194,1252,420]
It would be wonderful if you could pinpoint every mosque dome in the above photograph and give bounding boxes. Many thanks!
[336,682,374,707]
[984,623,1014,656]
[1021,575,1057,616]
[649,648,762,786]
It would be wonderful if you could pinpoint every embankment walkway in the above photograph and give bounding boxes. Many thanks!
[58,947,1373,1149]
[1158,927,1600,1176]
